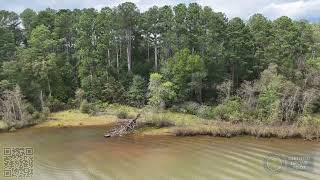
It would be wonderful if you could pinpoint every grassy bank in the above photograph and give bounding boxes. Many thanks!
[25,104,319,140]
[34,110,118,128]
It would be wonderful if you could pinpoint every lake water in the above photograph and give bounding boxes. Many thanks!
[0,126,319,180]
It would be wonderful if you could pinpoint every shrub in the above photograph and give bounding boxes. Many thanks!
[127,75,147,107]
[180,101,201,114]
[148,73,177,110]
[196,105,215,119]
[102,77,126,103]
[93,101,109,111]
[0,121,9,131]
[32,111,41,120]
[42,107,50,117]
[213,97,243,122]
[75,88,85,107]
[25,102,36,114]
[80,100,91,114]
[117,110,128,119]
[46,97,67,112]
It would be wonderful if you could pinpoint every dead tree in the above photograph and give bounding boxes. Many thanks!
[104,114,140,138]
[0,86,30,127]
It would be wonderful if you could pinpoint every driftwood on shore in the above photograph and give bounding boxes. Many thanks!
[104,114,140,138]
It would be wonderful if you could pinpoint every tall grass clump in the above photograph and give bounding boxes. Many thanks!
[172,121,320,140]
[137,111,175,128]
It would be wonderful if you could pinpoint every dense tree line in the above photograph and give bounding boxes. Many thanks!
[0,2,320,125]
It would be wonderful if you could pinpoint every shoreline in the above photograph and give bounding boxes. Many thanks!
[13,123,320,141]
[2,109,320,141]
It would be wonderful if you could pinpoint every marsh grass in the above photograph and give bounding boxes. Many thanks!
[172,122,320,140]
[137,118,175,129]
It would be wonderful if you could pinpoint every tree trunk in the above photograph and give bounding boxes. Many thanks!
[231,62,235,92]
[40,90,44,111]
[154,45,158,71]
[119,41,122,58]
[147,42,150,63]
[47,77,52,97]
[116,48,119,74]
[159,47,161,66]
[107,49,111,66]
[126,29,132,72]
[198,88,203,103]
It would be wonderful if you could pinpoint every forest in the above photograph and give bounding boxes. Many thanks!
[1,2,320,131]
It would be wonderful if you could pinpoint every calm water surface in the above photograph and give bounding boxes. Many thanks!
[0,126,319,180]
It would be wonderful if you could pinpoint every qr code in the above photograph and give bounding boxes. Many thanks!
[3,147,34,178]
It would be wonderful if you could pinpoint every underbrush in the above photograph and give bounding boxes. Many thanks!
[171,101,215,119]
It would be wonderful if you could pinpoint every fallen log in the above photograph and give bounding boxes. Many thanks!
[104,114,140,138]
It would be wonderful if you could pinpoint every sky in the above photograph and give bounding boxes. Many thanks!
[1,0,320,21]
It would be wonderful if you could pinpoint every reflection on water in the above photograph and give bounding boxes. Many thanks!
[0,126,319,180]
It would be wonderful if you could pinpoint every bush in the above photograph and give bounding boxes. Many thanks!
[46,97,67,112]
[92,101,109,111]
[0,121,9,131]
[80,100,91,114]
[75,89,85,107]
[40,107,50,120]
[213,97,243,122]
[180,101,201,114]
[32,111,41,120]
[148,73,176,109]
[196,105,215,119]
[117,110,129,119]
[102,77,126,103]
[127,75,147,107]
[25,102,36,114]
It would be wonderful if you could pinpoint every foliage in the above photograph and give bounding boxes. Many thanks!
[162,49,206,102]
[41,106,51,119]
[213,97,243,122]
[236,64,320,124]
[46,97,67,112]
[196,105,215,119]
[102,77,126,104]
[178,101,201,114]
[127,75,147,107]
[0,3,319,127]
[79,99,91,114]
[75,88,85,108]
[148,73,176,109]
[117,110,129,119]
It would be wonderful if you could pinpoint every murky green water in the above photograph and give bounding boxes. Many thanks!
[0,126,319,180]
